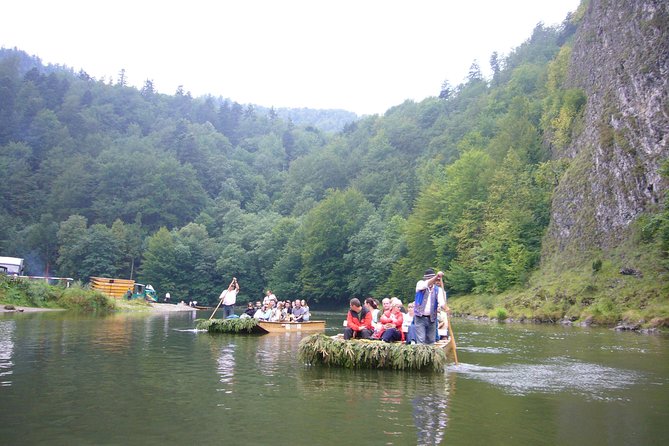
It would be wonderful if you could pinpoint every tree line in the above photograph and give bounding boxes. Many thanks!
[2,8,664,307]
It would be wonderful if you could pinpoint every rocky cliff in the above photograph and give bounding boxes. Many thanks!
[547,0,668,253]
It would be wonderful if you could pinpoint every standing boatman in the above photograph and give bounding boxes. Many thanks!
[413,269,448,344]
[219,277,240,318]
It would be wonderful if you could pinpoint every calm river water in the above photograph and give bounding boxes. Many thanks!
[0,309,667,446]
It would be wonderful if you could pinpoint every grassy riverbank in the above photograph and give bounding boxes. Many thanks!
[450,244,669,329]
[0,276,140,313]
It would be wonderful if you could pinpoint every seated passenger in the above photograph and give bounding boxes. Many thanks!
[402,302,417,344]
[254,304,271,320]
[292,300,308,322]
[301,300,310,321]
[377,300,404,342]
[244,302,256,318]
[437,309,449,341]
[343,298,373,340]
[364,297,380,324]
[276,301,288,321]
[268,300,282,322]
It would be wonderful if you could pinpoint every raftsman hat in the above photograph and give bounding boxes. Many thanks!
[423,268,436,280]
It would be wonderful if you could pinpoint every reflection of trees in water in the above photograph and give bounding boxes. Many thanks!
[299,367,453,445]
[0,320,15,386]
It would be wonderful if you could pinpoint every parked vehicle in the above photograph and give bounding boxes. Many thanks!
[0,257,24,276]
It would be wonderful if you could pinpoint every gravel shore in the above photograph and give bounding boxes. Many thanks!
[1,302,198,313]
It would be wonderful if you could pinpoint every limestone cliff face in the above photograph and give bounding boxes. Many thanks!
[547,0,669,252]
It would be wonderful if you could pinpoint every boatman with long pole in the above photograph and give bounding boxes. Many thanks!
[219,277,239,319]
[413,268,448,344]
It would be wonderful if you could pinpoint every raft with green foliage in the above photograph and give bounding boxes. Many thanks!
[297,333,453,372]
[196,318,326,334]
[197,317,264,334]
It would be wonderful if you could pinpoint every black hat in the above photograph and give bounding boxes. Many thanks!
[423,268,436,280]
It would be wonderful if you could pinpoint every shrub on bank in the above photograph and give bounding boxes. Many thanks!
[0,276,115,312]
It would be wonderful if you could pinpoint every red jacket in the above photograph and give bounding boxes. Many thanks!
[347,307,373,332]
[380,310,403,330]
[377,309,404,341]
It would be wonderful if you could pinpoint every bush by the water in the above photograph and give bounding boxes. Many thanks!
[0,276,115,312]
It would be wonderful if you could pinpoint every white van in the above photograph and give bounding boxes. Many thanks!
[0,257,25,276]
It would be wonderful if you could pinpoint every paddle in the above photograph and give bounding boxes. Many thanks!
[439,276,459,365]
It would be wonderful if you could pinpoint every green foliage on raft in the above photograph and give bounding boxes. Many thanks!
[297,333,449,372]
[196,317,260,333]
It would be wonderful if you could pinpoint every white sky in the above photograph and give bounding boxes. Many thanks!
[1,0,581,116]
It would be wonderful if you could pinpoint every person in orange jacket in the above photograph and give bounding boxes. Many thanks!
[344,298,374,340]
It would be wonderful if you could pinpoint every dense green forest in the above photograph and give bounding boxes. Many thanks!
[1,2,667,323]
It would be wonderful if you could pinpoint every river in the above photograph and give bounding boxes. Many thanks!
[0,310,667,445]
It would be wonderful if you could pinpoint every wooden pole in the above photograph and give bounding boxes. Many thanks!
[440,277,458,365]
[208,297,223,320]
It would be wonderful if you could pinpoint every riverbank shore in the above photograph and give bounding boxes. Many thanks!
[0,304,64,313]
[1,301,198,314]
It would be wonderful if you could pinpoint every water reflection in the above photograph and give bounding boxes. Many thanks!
[216,343,236,392]
[299,367,453,445]
[0,320,15,386]
[255,334,301,379]
[412,391,449,446]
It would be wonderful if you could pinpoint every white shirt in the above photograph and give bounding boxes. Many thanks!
[415,280,447,312]
[220,289,238,306]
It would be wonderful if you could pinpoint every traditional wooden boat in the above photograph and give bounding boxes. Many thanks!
[257,320,325,333]
[297,333,455,371]
[196,317,326,335]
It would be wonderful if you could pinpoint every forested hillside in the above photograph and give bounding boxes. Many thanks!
[1,0,667,324]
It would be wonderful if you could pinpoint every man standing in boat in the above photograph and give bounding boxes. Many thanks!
[219,277,240,318]
[413,269,448,344]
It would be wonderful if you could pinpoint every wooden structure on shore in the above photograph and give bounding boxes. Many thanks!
[90,277,134,298]
[297,333,454,372]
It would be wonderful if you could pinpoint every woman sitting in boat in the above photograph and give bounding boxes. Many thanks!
[269,301,284,322]
[374,299,404,342]
[301,300,311,321]
[364,297,380,325]
[243,302,256,318]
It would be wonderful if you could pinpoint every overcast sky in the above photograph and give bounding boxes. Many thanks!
[1,0,581,115]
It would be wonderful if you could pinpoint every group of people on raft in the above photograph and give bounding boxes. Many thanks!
[242,294,311,322]
[344,269,449,345]
[218,279,311,322]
